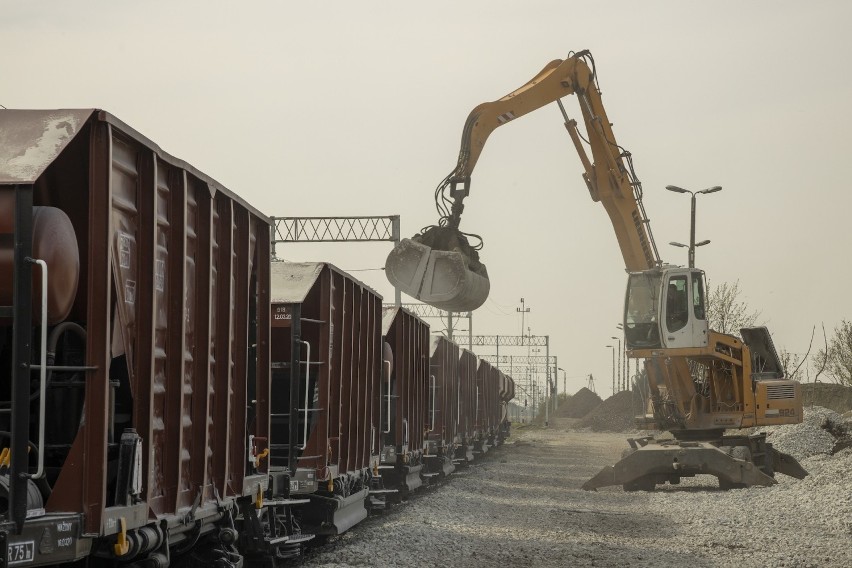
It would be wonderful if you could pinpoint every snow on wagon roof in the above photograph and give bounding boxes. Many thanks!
[0,109,92,184]
[270,261,384,305]
[270,262,325,304]
[0,108,269,221]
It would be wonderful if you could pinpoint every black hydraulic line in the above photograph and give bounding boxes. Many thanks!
[47,322,86,357]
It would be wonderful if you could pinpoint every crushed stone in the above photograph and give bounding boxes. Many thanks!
[575,390,638,432]
[759,406,851,461]
[556,387,602,418]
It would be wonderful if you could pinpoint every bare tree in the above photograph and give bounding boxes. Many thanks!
[704,280,761,338]
[779,325,823,382]
[817,319,852,386]
[779,348,805,381]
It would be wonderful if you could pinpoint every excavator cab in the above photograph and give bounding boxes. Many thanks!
[624,267,709,350]
[385,226,490,312]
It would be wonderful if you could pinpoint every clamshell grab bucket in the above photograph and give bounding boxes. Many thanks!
[385,238,489,312]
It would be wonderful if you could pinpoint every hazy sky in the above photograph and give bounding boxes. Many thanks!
[3,1,851,397]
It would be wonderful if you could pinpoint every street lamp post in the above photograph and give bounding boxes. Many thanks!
[666,185,722,268]
[527,327,533,421]
[533,347,548,427]
[606,344,615,396]
[616,323,627,392]
[611,336,621,393]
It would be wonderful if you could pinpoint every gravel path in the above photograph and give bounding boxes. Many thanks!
[294,418,852,567]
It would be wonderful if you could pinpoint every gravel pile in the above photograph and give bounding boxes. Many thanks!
[295,424,852,567]
[575,390,637,432]
[556,387,602,418]
[650,445,852,566]
[286,387,852,567]
[759,406,852,461]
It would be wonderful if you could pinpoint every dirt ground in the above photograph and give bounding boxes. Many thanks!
[297,415,852,567]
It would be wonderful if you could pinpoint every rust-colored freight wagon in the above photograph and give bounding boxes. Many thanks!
[496,371,515,444]
[455,348,479,463]
[424,336,460,478]
[0,109,274,566]
[269,262,382,536]
[474,359,501,454]
[379,307,429,497]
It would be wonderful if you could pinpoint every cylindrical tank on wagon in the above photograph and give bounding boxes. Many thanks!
[0,195,80,324]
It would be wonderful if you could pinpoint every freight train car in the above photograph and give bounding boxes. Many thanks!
[497,371,515,444]
[455,348,479,464]
[0,109,276,567]
[379,307,430,499]
[424,336,460,479]
[268,262,382,540]
[474,359,502,455]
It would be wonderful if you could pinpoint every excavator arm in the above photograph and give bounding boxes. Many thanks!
[386,51,659,311]
[448,58,584,188]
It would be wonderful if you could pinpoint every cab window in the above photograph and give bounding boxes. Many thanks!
[624,272,662,348]
[692,272,706,320]
[665,275,689,332]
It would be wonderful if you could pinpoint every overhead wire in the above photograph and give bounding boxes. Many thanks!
[485,297,514,316]
[479,302,508,317]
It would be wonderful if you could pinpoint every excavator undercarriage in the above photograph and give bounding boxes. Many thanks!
[583,432,807,492]
[584,327,808,491]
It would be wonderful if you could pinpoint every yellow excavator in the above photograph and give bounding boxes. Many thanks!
[386,50,807,490]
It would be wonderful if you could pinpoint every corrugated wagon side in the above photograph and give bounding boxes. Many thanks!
[497,372,515,444]
[474,359,500,455]
[0,109,272,566]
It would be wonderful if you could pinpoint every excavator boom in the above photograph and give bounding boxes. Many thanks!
[386,51,659,311]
